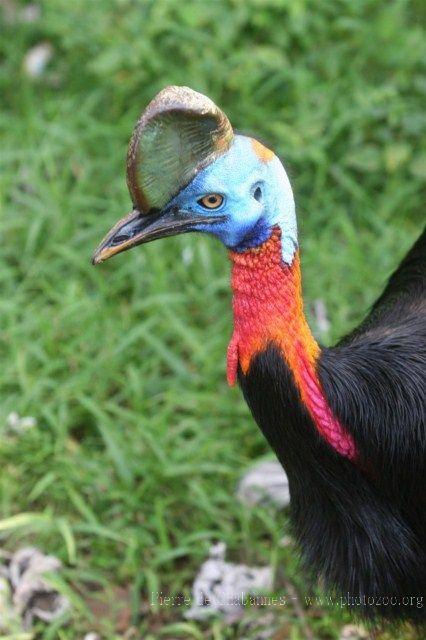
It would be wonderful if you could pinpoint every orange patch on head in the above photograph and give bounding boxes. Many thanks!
[251,138,274,163]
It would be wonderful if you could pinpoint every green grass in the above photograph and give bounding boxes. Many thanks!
[0,0,425,637]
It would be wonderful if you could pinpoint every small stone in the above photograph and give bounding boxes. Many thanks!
[237,460,290,508]
[23,42,53,78]
[185,543,273,623]
[181,246,194,265]
[278,535,293,548]
[6,411,20,429]
[8,547,70,629]
[6,412,37,434]
[339,623,368,640]
[20,416,37,430]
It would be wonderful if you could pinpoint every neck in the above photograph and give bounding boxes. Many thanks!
[228,227,357,461]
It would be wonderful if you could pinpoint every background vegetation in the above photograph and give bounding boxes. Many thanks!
[0,0,424,637]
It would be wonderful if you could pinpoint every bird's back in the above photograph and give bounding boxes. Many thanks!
[319,228,426,519]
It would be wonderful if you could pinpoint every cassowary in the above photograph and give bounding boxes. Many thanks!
[93,86,425,623]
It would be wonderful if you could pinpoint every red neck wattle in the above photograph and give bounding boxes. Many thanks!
[227,227,357,462]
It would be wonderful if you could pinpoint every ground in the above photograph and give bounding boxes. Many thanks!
[0,0,425,638]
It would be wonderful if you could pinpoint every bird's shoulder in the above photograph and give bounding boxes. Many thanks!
[318,227,426,474]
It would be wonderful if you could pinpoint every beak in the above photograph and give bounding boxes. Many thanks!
[92,207,224,265]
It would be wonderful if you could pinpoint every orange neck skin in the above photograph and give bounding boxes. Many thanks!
[227,227,357,462]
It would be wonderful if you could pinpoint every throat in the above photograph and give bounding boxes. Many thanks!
[227,227,357,461]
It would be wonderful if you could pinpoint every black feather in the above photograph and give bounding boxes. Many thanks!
[239,228,426,623]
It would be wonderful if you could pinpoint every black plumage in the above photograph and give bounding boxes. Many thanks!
[240,229,426,622]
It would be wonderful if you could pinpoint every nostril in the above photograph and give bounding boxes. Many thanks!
[254,186,262,202]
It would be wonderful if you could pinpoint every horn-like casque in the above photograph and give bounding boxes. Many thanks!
[126,85,234,213]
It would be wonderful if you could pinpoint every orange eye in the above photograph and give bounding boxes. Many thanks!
[198,194,224,209]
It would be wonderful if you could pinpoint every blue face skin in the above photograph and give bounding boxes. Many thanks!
[166,135,298,264]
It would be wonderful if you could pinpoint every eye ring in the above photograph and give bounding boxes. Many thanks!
[198,194,224,209]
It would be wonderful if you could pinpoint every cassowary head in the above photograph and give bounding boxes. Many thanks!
[92,86,297,265]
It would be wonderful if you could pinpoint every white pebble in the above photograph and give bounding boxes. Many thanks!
[23,42,53,78]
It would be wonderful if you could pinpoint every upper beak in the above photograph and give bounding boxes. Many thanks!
[92,207,224,265]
